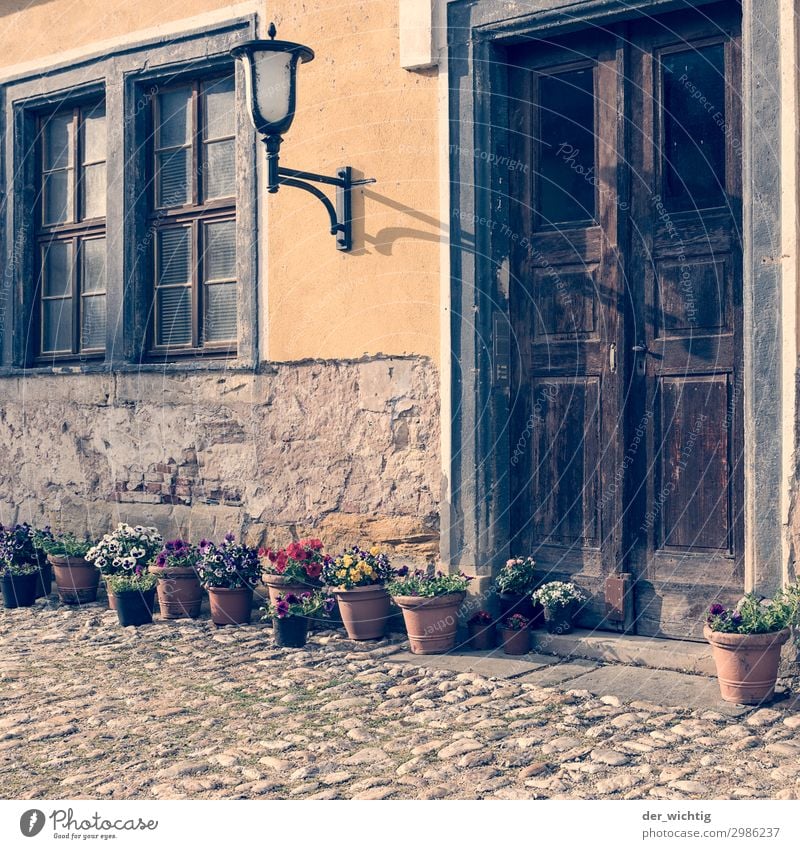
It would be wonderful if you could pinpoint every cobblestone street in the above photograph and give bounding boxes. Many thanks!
[2,601,800,801]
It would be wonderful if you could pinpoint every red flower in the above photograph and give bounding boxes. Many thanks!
[305,561,323,579]
[275,551,288,573]
[287,541,307,561]
[303,538,323,551]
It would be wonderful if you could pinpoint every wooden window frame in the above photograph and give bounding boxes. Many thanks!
[34,102,106,362]
[148,75,237,359]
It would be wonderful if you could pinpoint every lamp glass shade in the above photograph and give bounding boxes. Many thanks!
[231,39,314,137]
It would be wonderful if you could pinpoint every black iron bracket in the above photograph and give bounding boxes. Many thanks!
[276,165,376,251]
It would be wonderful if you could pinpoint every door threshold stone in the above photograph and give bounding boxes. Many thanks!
[531,629,716,676]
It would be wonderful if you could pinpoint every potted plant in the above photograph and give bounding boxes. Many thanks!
[150,539,203,619]
[0,523,50,605]
[0,522,52,607]
[39,532,99,604]
[387,568,473,654]
[467,610,496,650]
[704,588,800,704]
[197,533,261,626]
[321,545,394,640]
[495,556,543,627]
[532,581,586,634]
[260,538,327,603]
[500,613,530,655]
[107,568,158,627]
[262,591,335,648]
[86,524,163,609]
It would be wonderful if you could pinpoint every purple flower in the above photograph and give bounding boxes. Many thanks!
[285,593,299,604]
[224,532,235,543]
[731,611,743,625]
[396,565,409,578]
[275,600,289,618]
[709,603,726,617]
[323,597,335,613]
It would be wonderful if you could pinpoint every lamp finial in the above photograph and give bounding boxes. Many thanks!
[267,22,277,40]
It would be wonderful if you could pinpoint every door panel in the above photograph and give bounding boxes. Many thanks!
[626,3,744,638]
[508,32,624,628]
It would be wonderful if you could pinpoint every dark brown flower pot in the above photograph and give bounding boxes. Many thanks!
[498,592,544,628]
[333,585,390,640]
[393,593,465,654]
[263,574,314,605]
[208,586,253,626]
[115,587,156,627]
[468,622,496,650]
[704,626,790,704]
[2,572,38,608]
[151,565,203,619]
[272,616,309,648]
[544,603,575,634]
[49,555,100,604]
[501,627,530,655]
[34,560,52,599]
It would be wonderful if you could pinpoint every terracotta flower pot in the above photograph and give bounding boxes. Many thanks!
[272,616,309,648]
[103,579,118,610]
[393,592,466,654]
[333,585,391,640]
[263,574,315,605]
[501,627,530,655]
[49,555,100,604]
[2,572,38,608]
[151,565,203,619]
[115,587,156,627]
[208,586,253,626]
[34,560,52,599]
[468,621,496,650]
[704,625,790,705]
[544,602,576,634]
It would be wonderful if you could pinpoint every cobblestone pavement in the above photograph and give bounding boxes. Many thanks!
[2,601,800,801]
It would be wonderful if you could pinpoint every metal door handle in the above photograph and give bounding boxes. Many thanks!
[632,343,648,353]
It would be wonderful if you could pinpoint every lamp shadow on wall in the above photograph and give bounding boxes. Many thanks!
[351,185,453,257]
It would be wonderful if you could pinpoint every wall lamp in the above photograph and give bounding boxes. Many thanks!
[231,23,375,251]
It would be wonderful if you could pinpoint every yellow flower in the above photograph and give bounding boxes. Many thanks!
[370,546,380,556]
[357,560,367,571]
[336,569,347,579]
[342,555,353,567]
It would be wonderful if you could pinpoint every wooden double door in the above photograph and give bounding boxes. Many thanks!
[507,2,743,639]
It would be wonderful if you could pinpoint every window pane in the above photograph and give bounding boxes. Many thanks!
[204,76,235,140]
[157,148,191,207]
[43,241,73,297]
[662,45,726,211]
[204,220,236,280]
[42,298,72,352]
[43,169,73,225]
[83,104,106,164]
[158,227,192,285]
[204,139,235,200]
[44,113,73,170]
[157,287,192,346]
[82,238,106,293]
[82,162,106,219]
[81,294,106,350]
[204,282,237,342]
[537,66,596,226]
[157,87,192,148]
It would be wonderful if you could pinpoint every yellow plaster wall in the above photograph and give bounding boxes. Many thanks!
[0,0,442,363]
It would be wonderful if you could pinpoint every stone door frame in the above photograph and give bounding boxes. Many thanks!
[443,0,791,602]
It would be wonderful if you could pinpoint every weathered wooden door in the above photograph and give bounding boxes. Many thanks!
[625,5,743,638]
[507,2,744,639]
[507,31,625,626]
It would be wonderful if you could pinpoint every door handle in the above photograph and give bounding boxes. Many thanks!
[632,343,648,354]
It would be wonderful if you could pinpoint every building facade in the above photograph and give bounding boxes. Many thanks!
[0,0,797,641]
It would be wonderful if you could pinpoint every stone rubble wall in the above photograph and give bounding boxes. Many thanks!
[0,356,441,564]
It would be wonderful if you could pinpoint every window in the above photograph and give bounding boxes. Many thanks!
[661,44,726,212]
[149,74,237,356]
[535,65,596,228]
[35,102,107,359]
